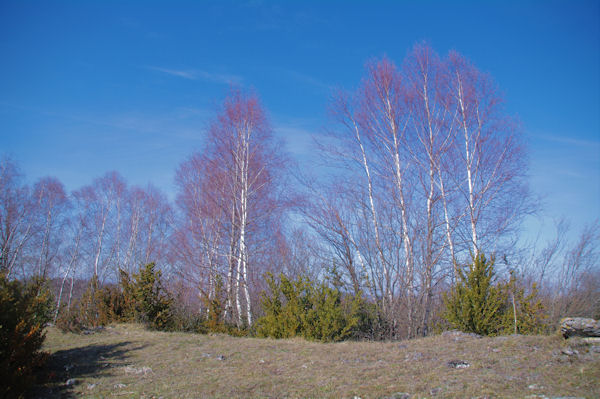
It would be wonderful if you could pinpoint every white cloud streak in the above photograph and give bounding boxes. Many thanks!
[146,66,242,85]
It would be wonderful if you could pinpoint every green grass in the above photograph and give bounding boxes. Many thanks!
[34,324,600,398]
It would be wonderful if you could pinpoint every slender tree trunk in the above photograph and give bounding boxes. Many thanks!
[54,229,81,322]
[456,73,479,256]
[352,118,391,310]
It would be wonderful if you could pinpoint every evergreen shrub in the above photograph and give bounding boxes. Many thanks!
[443,253,547,336]
[257,273,361,342]
[0,273,53,398]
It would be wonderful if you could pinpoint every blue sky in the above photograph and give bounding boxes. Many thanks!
[1,0,599,242]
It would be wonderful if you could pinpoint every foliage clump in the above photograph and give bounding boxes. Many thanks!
[498,273,546,334]
[256,273,362,342]
[443,253,546,336]
[198,275,227,333]
[0,273,54,398]
[57,275,130,332]
[57,263,173,332]
[122,263,173,331]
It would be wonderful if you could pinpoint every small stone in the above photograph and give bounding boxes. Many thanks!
[114,383,126,389]
[442,330,482,339]
[447,360,470,369]
[124,365,152,375]
[429,387,442,395]
[301,364,308,369]
[259,359,265,363]
[528,384,543,390]
[65,378,77,386]
[87,383,97,390]
[561,348,578,356]
[492,348,501,353]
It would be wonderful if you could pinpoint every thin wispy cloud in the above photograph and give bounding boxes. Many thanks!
[264,67,334,94]
[535,133,600,148]
[146,66,242,85]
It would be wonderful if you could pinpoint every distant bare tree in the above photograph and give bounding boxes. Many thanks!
[30,177,70,279]
[0,156,33,277]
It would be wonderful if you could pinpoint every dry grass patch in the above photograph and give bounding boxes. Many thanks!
[34,323,599,398]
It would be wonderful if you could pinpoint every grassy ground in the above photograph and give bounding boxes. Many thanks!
[34,323,599,398]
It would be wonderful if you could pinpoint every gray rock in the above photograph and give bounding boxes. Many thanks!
[64,378,77,386]
[560,347,578,356]
[560,317,600,338]
[442,330,482,340]
[123,365,153,375]
[114,383,126,389]
[447,360,470,368]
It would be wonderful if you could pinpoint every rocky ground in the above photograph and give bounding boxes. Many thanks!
[33,323,600,398]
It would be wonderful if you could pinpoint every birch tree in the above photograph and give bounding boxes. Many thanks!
[175,89,286,327]
[0,156,33,277]
[31,177,70,279]
[311,44,531,338]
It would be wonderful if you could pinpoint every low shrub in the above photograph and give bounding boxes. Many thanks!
[0,273,54,398]
[256,273,362,342]
[443,253,547,336]
[57,264,173,333]
[126,263,173,331]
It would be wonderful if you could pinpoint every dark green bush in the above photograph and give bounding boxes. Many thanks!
[199,275,227,333]
[0,273,54,398]
[443,253,546,336]
[443,253,505,335]
[256,273,361,342]
[126,263,173,331]
[57,264,173,333]
[56,275,130,333]
[498,274,547,335]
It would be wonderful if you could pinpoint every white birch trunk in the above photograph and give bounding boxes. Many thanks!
[456,73,479,256]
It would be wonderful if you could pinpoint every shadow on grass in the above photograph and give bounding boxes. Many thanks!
[31,340,147,398]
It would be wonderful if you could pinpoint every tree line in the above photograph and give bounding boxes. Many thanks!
[1,44,598,341]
